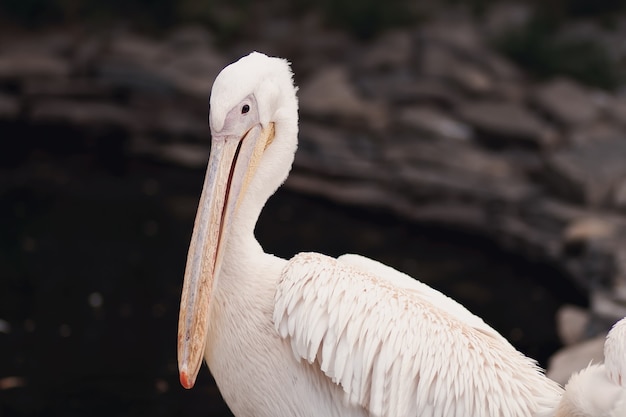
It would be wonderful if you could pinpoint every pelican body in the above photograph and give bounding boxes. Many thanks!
[176,52,621,417]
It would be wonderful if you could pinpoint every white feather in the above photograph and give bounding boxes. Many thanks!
[274,252,562,417]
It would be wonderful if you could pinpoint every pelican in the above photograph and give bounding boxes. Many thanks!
[555,317,626,416]
[177,51,567,417]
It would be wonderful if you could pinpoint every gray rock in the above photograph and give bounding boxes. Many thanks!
[419,43,493,95]
[420,18,483,52]
[360,29,412,71]
[448,62,493,95]
[297,122,383,180]
[99,31,226,98]
[23,78,116,99]
[533,78,600,126]
[490,81,527,102]
[614,177,626,210]
[0,31,75,56]
[398,106,473,141]
[0,53,70,79]
[145,105,207,141]
[457,101,558,147]
[97,59,177,95]
[419,42,458,78]
[591,291,626,321]
[478,52,523,82]
[72,35,107,72]
[603,95,626,126]
[483,2,533,38]
[356,72,463,107]
[299,66,387,129]
[288,13,355,77]
[394,79,461,106]
[107,32,165,65]
[30,99,134,129]
[166,25,215,51]
[545,138,626,205]
[387,139,521,179]
[569,122,624,146]
[157,50,226,98]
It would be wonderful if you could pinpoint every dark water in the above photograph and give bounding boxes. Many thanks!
[0,138,586,416]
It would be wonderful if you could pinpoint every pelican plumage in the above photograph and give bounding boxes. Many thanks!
[177,51,589,417]
[555,317,626,416]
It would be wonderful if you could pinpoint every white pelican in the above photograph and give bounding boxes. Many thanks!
[555,317,626,416]
[177,51,566,417]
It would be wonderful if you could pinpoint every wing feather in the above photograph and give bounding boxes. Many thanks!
[274,252,563,417]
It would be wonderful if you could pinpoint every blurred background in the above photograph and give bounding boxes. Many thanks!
[2,0,626,415]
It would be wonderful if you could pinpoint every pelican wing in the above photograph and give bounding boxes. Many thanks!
[337,254,506,341]
[273,252,562,417]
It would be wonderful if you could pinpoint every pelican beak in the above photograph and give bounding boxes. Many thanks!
[178,122,275,389]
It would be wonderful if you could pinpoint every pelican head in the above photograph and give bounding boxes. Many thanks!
[177,52,298,389]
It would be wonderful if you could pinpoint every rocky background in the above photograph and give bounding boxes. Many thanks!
[2,0,626,415]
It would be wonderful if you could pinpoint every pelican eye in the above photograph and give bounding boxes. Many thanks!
[241,104,250,114]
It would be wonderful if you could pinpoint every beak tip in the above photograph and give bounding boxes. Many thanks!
[179,369,195,389]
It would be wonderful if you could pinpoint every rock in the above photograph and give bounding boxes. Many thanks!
[297,122,383,180]
[360,29,412,71]
[97,59,177,95]
[285,173,398,214]
[569,122,623,146]
[384,138,532,205]
[288,13,355,77]
[157,50,226,98]
[0,94,20,118]
[23,78,116,99]
[103,30,226,98]
[398,106,473,141]
[420,18,483,52]
[393,79,461,106]
[478,52,523,82]
[563,217,617,245]
[556,304,591,345]
[545,138,626,205]
[603,95,626,127]
[591,291,626,322]
[30,99,134,129]
[447,62,493,95]
[546,335,606,385]
[614,178,626,210]
[8,31,75,54]
[0,53,71,79]
[107,32,165,65]
[483,2,533,38]
[419,42,493,95]
[166,25,214,51]
[299,66,387,129]
[419,42,459,78]
[490,81,527,102]
[359,72,462,106]
[144,105,207,140]
[457,100,558,148]
[533,78,600,127]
